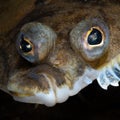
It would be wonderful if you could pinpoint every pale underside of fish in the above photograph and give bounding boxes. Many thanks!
[0,0,120,106]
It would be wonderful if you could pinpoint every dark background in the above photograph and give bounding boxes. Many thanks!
[1,81,120,120]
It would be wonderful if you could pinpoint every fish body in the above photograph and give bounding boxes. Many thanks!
[0,0,120,106]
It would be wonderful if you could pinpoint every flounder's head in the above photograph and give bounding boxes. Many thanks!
[0,0,120,106]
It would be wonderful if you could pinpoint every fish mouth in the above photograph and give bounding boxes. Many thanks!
[7,64,98,106]
[7,72,85,106]
[5,54,120,106]
[7,66,69,106]
[97,54,120,90]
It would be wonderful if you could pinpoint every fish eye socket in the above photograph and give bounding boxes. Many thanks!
[20,35,32,53]
[87,28,102,45]
[70,18,110,61]
[16,22,57,63]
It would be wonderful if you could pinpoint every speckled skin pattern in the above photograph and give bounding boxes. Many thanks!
[0,0,120,106]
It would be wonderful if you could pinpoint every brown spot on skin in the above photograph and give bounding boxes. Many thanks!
[8,69,50,95]
[31,64,67,87]
[8,64,67,96]
[9,91,33,97]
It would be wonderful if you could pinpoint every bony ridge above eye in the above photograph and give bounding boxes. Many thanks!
[16,22,57,63]
[70,18,110,61]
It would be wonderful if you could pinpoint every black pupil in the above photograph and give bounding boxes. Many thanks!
[20,35,32,52]
[87,28,102,45]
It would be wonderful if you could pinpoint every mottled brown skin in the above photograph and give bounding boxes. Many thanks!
[0,0,36,34]
[0,0,120,105]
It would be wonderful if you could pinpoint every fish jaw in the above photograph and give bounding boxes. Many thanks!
[6,65,98,107]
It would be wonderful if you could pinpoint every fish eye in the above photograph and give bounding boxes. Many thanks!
[20,34,32,53]
[70,18,109,61]
[16,22,57,63]
[87,27,103,45]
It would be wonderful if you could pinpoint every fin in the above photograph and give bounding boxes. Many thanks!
[97,54,120,89]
